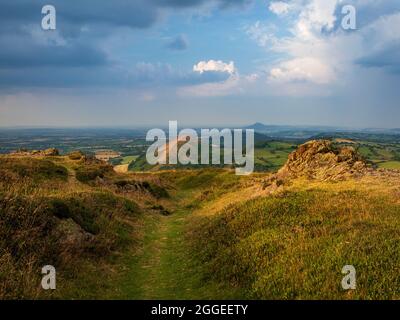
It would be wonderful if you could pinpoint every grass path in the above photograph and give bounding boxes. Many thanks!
[113,191,243,300]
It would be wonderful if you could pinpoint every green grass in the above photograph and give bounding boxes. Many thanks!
[128,154,154,171]
[255,148,289,168]
[357,143,400,164]
[254,141,297,172]
[190,189,400,299]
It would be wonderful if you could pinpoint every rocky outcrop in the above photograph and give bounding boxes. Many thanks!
[263,140,369,191]
[277,140,368,181]
[11,148,60,157]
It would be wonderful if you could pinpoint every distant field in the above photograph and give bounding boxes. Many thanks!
[254,141,297,171]
[121,155,138,165]
[352,142,400,171]
[255,148,288,168]
[378,161,400,169]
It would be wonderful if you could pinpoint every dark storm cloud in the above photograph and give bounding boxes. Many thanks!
[0,61,230,89]
[0,0,249,89]
[0,37,107,68]
[357,43,400,74]
[0,0,251,31]
[155,0,251,9]
[0,1,157,30]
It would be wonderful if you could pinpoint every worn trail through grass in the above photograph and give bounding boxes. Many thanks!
[114,191,242,300]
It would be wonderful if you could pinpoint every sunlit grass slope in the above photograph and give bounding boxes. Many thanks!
[190,177,400,300]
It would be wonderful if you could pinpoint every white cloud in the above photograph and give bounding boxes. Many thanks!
[184,1,400,98]
[269,1,291,16]
[300,0,339,33]
[269,57,335,84]
[180,59,251,97]
[193,60,236,74]
[245,73,259,82]
[245,21,277,47]
[246,0,367,88]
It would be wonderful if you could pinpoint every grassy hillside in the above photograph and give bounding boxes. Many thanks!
[0,154,169,299]
[190,185,400,299]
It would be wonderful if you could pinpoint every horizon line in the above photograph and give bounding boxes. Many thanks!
[0,123,399,131]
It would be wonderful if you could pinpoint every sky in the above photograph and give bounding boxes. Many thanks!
[0,0,399,128]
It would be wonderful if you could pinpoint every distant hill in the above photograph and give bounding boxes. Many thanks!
[244,122,286,133]
[244,123,337,139]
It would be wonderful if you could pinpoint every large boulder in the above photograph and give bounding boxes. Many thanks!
[277,140,368,181]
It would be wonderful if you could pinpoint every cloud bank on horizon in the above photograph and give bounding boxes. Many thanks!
[0,0,399,127]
